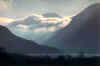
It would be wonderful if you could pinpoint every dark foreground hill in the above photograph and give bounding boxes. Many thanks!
[45,3,100,54]
[0,25,60,55]
[0,47,99,66]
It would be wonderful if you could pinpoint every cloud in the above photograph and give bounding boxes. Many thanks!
[40,17,62,24]
[15,24,29,32]
[6,13,72,33]
[33,26,56,32]
[58,16,72,28]
[16,24,29,29]
[0,17,14,26]
[48,26,56,32]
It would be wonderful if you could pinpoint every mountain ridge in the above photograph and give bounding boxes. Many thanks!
[0,25,60,55]
[44,3,100,55]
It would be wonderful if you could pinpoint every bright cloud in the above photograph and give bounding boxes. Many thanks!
[0,17,14,25]
[13,14,72,29]
[34,26,56,32]
[58,16,72,28]
[5,13,73,32]
[48,26,56,32]
[16,24,29,29]
[16,24,29,32]
[13,13,73,28]
[39,15,72,27]
[40,17,62,24]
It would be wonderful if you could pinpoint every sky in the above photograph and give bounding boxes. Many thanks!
[0,0,100,18]
[0,0,99,26]
[0,0,99,54]
[0,0,99,29]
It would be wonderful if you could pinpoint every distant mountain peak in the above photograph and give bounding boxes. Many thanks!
[42,12,61,18]
[88,3,100,8]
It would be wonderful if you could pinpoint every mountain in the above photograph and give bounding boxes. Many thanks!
[45,4,100,55]
[0,25,60,55]
[42,12,62,18]
[7,13,63,44]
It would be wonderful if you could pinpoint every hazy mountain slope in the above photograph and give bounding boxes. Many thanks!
[0,25,60,55]
[45,4,100,55]
[7,13,63,44]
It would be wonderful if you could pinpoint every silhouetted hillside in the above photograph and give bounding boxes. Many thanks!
[0,25,60,55]
[45,3,100,54]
